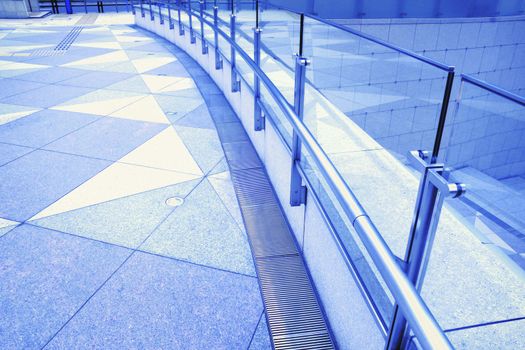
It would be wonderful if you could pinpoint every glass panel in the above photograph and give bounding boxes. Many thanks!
[259,83,292,146]
[297,16,452,262]
[441,79,525,271]
[300,146,395,330]
[258,4,301,104]
[302,17,448,164]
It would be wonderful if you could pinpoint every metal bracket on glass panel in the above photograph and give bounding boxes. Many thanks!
[289,55,309,207]
[199,1,208,54]
[177,0,185,35]
[158,3,164,24]
[213,6,223,69]
[386,150,466,350]
[148,0,154,20]
[230,13,241,92]
[167,2,174,29]
[253,27,264,131]
[139,0,145,17]
[188,1,196,43]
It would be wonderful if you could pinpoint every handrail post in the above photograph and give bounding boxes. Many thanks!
[139,0,145,17]
[386,151,465,349]
[199,1,208,54]
[253,0,264,131]
[230,13,241,92]
[177,0,184,35]
[289,54,309,206]
[158,2,164,24]
[148,0,154,20]
[213,6,222,69]
[253,27,264,131]
[130,0,136,15]
[167,1,174,29]
[290,13,307,206]
[65,0,72,14]
[188,0,196,43]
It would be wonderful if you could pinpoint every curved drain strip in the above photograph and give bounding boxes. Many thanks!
[174,53,336,349]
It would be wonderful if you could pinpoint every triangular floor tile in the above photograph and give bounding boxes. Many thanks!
[120,127,202,175]
[109,95,170,124]
[141,179,255,275]
[31,162,200,220]
[30,179,201,248]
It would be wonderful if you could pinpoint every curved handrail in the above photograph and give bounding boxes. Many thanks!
[144,2,454,349]
[461,74,525,106]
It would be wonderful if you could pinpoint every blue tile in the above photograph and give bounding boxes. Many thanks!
[45,252,262,349]
[31,179,201,248]
[141,180,256,275]
[58,71,134,89]
[174,125,224,173]
[174,104,215,129]
[0,150,111,222]
[0,84,94,109]
[0,78,47,99]
[44,117,166,161]
[147,62,190,77]
[0,223,18,238]
[249,314,272,350]
[0,109,100,148]
[0,224,130,349]
[0,143,33,166]
[14,67,90,84]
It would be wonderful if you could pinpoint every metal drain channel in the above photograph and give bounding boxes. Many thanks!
[55,26,83,51]
[198,91,335,347]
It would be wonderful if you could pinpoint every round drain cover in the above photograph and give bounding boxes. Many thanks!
[165,197,184,207]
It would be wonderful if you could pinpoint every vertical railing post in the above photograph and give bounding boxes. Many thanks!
[158,2,164,24]
[289,54,308,206]
[130,0,136,15]
[188,0,196,43]
[199,1,208,53]
[213,6,223,69]
[167,1,174,29]
[115,0,119,13]
[148,0,154,20]
[230,13,240,92]
[84,0,88,13]
[177,0,184,35]
[65,0,73,14]
[386,149,464,349]
[253,0,264,131]
[140,0,145,17]
[289,14,307,207]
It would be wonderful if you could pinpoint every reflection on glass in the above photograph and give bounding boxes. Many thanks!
[442,78,525,271]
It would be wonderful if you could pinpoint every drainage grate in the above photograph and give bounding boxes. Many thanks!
[208,118,335,347]
[54,26,83,51]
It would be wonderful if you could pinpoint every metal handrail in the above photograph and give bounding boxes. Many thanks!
[145,2,453,348]
[461,74,525,106]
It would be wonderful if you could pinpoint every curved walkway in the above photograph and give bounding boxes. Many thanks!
[0,14,270,349]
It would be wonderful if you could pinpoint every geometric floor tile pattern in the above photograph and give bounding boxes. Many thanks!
[0,14,269,349]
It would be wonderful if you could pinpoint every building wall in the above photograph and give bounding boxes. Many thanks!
[265,0,525,19]
[327,16,525,178]
[0,0,31,18]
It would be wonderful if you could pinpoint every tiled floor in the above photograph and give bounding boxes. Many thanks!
[0,14,270,349]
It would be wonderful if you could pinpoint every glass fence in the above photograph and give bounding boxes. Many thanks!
[440,74,525,272]
[137,1,463,348]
